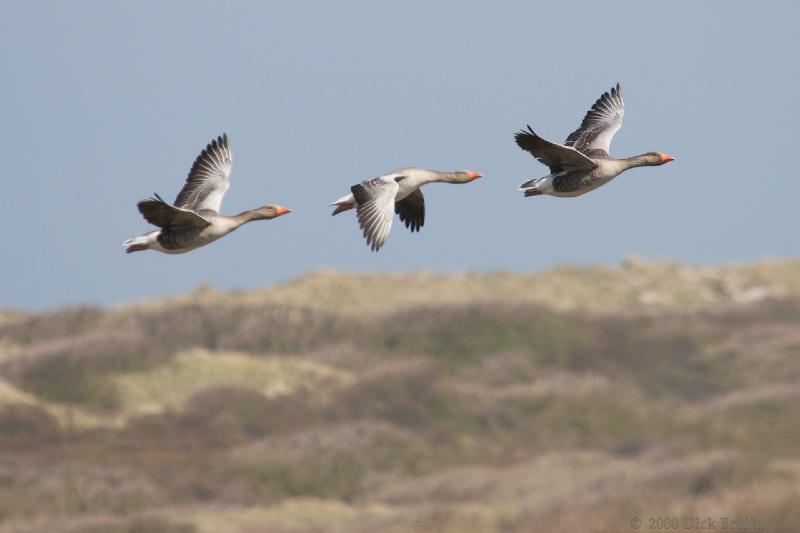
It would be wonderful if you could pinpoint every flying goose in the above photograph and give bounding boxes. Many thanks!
[516,83,674,198]
[124,134,291,254]
[331,168,481,251]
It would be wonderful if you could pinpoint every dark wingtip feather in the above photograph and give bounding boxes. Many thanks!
[514,126,539,150]
[351,184,370,205]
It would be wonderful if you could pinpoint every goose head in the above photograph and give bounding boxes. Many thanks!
[252,205,293,220]
[647,152,675,166]
[452,170,483,183]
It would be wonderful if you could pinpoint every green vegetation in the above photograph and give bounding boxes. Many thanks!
[0,260,798,532]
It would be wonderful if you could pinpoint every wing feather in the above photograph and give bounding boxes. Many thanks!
[351,175,400,252]
[565,83,624,154]
[395,189,425,233]
[137,194,210,229]
[174,134,233,212]
[515,127,597,172]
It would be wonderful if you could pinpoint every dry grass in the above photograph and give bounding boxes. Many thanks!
[0,261,799,532]
[115,258,800,316]
[115,349,351,416]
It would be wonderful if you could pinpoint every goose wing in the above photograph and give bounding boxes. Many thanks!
[174,134,233,213]
[137,194,210,229]
[515,126,597,173]
[395,189,425,233]
[351,174,401,251]
[565,83,624,155]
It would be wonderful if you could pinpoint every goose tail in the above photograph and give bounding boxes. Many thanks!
[519,174,555,197]
[123,235,150,254]
[330,193,356,216]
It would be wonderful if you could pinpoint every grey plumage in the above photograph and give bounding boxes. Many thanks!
[514,126,596,173]
[552,170,607,194]
[333,168,481,251]
[516,83,673,198]
[137,194,210,230]
[125,133,291,254]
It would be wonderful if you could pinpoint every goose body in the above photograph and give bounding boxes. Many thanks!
[331,167,481,251]
[124,134,291,254]
[516,83,674,198]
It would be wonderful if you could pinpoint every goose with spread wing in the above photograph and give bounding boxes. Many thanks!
[331,167,481,251]
[124,134,291,254]
[515,83,674,198]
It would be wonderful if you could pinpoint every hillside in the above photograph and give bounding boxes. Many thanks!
[1,259,799,532]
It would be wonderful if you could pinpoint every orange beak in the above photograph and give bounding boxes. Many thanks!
[276,206,293,215]
[660,153,675,163]
[468,171,482,180]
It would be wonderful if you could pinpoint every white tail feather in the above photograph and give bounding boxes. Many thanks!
[123,234,153,253]
[519,173,557,193]
[330,192,356,216]
[330,192,355,206]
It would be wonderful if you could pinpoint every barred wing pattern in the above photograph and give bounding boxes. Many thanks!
[174,134,233,212]
[565,83,624,155]
[351,174,401,251]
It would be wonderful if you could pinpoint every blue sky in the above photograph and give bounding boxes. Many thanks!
[2,1,798,309]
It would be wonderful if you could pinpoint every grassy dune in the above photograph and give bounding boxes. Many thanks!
[0,259,799,532]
